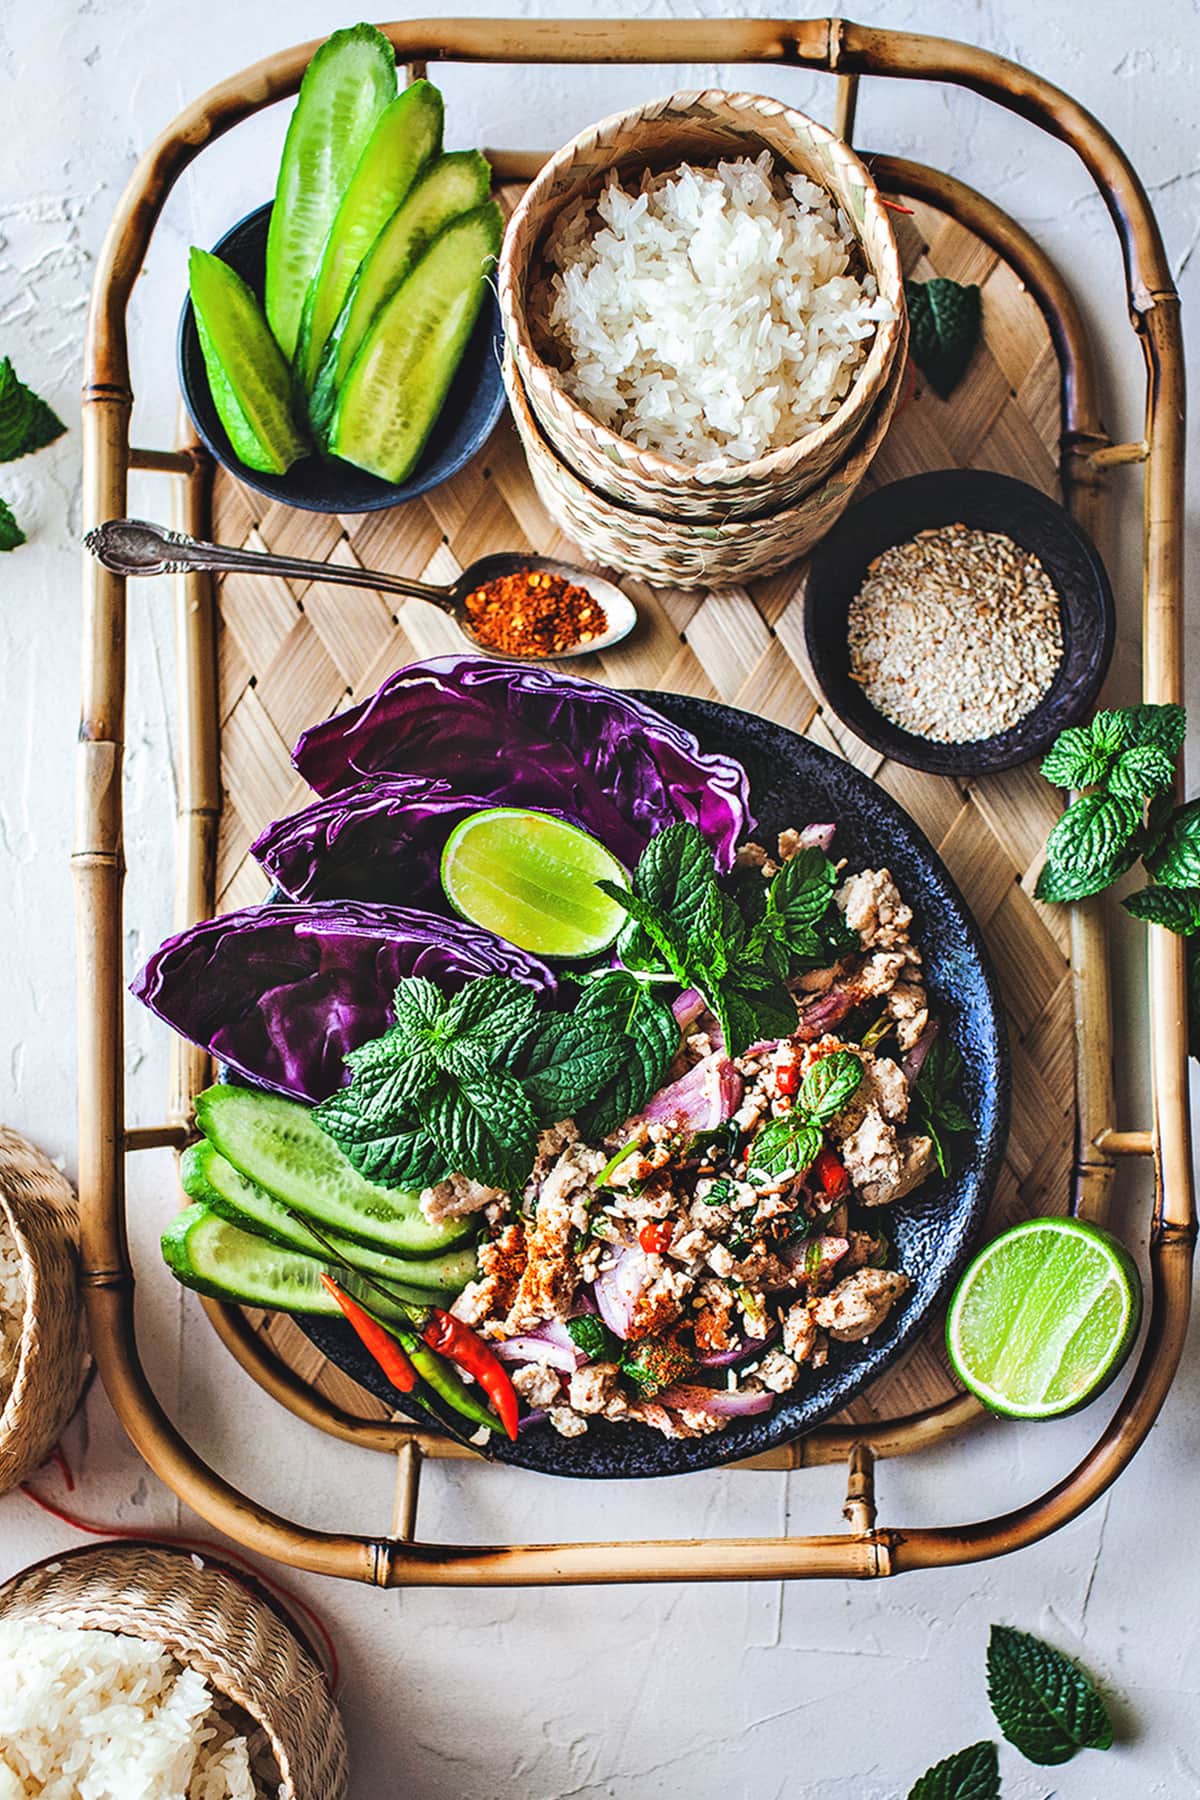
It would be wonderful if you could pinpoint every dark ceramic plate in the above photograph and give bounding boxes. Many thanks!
[178,202,507,514]
[296,693,1011,1479]
[804,470,1115,777]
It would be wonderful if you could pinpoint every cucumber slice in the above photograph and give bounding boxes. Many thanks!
[189,250,308,475]
[162,1203,414,1327]
[265,22,396,359]
[293,80,444,398]
[194,1083,464,1257]
[309,150,492,437]
[181,1140,477,1294]
[330,201,502,483]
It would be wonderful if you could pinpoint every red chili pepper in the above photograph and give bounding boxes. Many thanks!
[775,1063,800,1098]
[420,1308,520,1442]
[638,1220,674,1256]
[319,1273,417,1393]
[812,1145,850,1200]
[880,196,915,214]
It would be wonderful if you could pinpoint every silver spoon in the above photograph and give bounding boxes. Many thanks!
[84,518,637,661]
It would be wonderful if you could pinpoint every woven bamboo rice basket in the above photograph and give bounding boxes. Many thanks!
[498,88,905,520]
[0,1542,350,1799]
[0,1126,88,1496]
[503,307,908,584]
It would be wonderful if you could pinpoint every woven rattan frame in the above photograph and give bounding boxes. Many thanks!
[75,19,1191,1586]
[0,1542,349,1798]
[0,1126,88,1495]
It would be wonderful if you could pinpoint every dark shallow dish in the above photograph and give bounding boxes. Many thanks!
[178,202,507,514]
[804,469,1115,777]
[297,692,1011,1479]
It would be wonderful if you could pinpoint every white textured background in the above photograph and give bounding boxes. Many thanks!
[1,2,1198,1795]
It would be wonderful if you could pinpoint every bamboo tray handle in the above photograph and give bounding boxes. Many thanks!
[75,19,1193,1584]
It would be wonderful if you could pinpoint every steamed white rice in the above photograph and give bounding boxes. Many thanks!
[0,1621,280,1799]
[0,1219,26,1409]
[540,151,894,464]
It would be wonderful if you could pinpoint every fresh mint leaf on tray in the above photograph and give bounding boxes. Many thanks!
[906,1740,999,1800]
[0,498,25,552]
[0,356,65,462]
[986,1624,1113,1765]
[905,277,982,399]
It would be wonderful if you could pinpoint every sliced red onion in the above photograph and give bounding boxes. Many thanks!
[656,1382,775,1418]
[517,1408,548,1433]
[671,987,708,1031]
[793,985,856,1042]
[902,1017,939,1083]
[494,1336,582,1373]
[591,1245,648,1341]
[783,1234,849,1283]
[796,824,836,854]
[642,1052,742,1132]
[695,1321,779,1367]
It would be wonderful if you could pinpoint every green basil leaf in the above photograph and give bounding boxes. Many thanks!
[905,277,982,399]
[1107,740,1177,800]
[986,1624,1114,1766]
[0,497,25,552]
[519,1014,627,1122]
[1123,884,1200,934]
[1145,798,1200,888]
[1039,724,1114,792]
[747,1116,823,1182]
[1034,792,1142,903]
[798,1049,863,1123]
[906,1740,999,1800]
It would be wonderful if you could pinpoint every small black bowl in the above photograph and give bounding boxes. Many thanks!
[178,202,507,515]
[804,469,1116,776]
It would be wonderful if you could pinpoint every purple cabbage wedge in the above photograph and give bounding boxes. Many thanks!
[291,656,752,871]
[131,900,556,1103]
[253,773,588,906]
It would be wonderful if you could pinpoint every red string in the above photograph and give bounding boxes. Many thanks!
[881,196,915,214]
[19,1465,341,1691]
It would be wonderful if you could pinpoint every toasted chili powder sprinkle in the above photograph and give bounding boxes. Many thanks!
[464,567,607,656]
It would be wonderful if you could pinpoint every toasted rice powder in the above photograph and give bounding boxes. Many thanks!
[0,1621,281,1799]
[539,152,894,464]
[0,1217,26,1410]
[846,523,1064,744]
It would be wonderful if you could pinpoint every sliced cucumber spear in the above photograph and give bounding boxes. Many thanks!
[193,1083,468,1258]
[189,250,309,474]
[162,1203,416,1329]
[181,1140,477,1295]
[330,201,502,484]
[293,79,444,399]
[309,149,492,438]
[265,22,397,360]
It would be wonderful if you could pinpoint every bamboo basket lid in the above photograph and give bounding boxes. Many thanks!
[0,1125,88,1496]
[0,1542,349,1799]
[498,88,905,519]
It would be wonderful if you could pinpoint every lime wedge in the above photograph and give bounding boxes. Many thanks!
[441,808,628,960]
[946,1217,1142,1419]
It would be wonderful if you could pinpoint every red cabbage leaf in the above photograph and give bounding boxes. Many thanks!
[291,656,752,871]
[130,900,557,1102]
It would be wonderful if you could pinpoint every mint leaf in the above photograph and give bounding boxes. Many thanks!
[0,498,24,552]
[575,973,678,1139]
[747,1115,822,1182]
[798,1049,862,1123]
[0,357,66,462]
[635,822,714,920]
[1123,884,1200,934]
[340,1037,440,1114]
[1124,701,1186,759]
[518,1013,626,1122]
[1040,724,1113,792]
[566,1314,616,1360]
[441,973,539,1053]
[1108,740,1176,800]
[770,847,838,929]
[427,1069,537,1192]
[388,977,449,1043]
[905,277,981,399]
[907,1741,999,1800]
[1145,798,1200,888]
[1034,792,1142,903]
[598,881,691,984]
[912,1037,971,1177]
[315,1093,448,1189]
[987,1624,1113,1765]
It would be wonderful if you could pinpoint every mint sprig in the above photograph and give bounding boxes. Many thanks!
[907,1740,999,1800]
[0,356,65,463]
[911,1037,971,1177]
[905,277,982,400]
[0,498,25,553]
[986,1624,1113,1766]
[746,1050,863,1181]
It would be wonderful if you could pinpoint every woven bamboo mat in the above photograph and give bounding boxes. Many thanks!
[206,187,1071,1440]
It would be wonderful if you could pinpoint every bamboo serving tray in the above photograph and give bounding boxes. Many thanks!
[76,19,1192,1587]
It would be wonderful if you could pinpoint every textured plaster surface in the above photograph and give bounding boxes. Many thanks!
[0,0,1198,1794]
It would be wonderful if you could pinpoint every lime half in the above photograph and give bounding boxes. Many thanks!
[946,1217,1142,1419]
[441,808,628,960]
